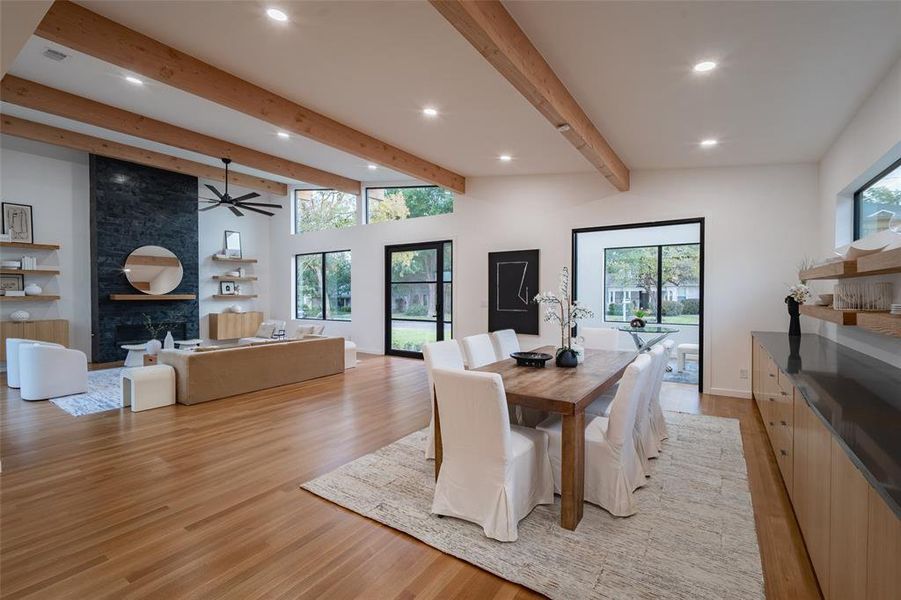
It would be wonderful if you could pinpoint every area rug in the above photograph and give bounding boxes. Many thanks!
[302,412,763,600]
[664,358,699,385]
[49,368,123,416]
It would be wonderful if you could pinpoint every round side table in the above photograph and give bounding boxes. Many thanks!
[121,343,147,367]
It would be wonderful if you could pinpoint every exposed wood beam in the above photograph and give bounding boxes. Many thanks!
[0,114,288,195]
[1,75,362,196]
[430,0,629,191]
[35,1,466,193]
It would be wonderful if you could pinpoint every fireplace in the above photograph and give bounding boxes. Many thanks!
[115,322,187,347]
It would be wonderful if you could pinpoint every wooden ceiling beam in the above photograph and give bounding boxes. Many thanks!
[35,0,466,193]
[1,75,361,196]
[430,0,629,191]
[0,114,288,195]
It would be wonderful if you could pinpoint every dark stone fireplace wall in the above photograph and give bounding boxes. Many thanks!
[90,156,199,362]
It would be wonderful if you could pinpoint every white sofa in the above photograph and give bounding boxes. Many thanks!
[19,344,89,401]
[5,338,64,389]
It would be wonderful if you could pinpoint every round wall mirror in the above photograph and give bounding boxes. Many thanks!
[124,245,184,295]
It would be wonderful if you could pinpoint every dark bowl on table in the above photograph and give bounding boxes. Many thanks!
[510,352,553,368]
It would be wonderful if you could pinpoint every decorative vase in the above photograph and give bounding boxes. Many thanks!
[555,348,579,368]
[570,338,585,364]
[786,297,801,336]
[238,267,246,278]
[630,317,646,328]
[164,331,175,350]
[787,335,802,374]
[229,304,244,313]
[10,310,30,321]
[24,283,42,296]
[145,339,162,355]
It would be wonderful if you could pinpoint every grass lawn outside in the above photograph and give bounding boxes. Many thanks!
[390,326,437,351]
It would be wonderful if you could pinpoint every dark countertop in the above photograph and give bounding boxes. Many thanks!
[752,332,901,518]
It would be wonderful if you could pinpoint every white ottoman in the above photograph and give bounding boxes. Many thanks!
[122,365,175,412]
[344,341,358,370]
[677,343,699,372]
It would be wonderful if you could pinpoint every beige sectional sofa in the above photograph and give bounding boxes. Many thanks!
[158,336,344,405]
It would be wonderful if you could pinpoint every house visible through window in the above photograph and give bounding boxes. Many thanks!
[854,158,901,240]
[295,250,351,321]
[295,190,357,233]
[366,186,453,223]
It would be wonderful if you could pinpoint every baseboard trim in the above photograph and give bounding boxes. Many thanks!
[709,387,751,399]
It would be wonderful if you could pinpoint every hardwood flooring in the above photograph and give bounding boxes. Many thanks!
[0,356,820,599]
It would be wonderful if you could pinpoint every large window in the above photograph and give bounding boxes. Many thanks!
[604,243,700,325]
[295,189,357,233]
[854,158,901,240]
[295,250,351,321]
[366,186,453,223]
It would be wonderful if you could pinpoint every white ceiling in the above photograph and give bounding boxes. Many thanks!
[5,0,901,183]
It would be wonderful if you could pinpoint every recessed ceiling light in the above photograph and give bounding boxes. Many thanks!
[266,8,288,22]
[124,76,144,86]
[700,138,718,147]
[499,154,513,162]
[422,107,438,117]
[277,131,290,139]
[367,164,378,170]
[693,61,717,73]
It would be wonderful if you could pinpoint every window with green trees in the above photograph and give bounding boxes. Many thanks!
[366,186,453,223]
[295,190,357,233]
[295,250,351,320]
[854,158,901,240]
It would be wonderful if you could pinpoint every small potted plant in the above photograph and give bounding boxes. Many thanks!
[534,267,594,368]
[630,308,649,329]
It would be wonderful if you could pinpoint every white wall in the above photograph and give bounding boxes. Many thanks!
[814,56,901,368]
[270,163,820,398]
[0,135,92,357]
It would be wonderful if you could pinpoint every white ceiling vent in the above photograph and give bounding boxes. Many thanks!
[42,48,68,62]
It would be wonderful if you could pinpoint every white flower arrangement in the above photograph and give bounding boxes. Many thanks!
[533,267,594,351]
[786,284,811,305]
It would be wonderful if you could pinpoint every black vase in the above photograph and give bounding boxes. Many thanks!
[556,348,579,368]
[787,334,802,374]
[786,297,801,336]
[630,317,646,328]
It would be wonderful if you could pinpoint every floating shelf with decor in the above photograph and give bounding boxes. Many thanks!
[212,275,257,282]
[800,247,901,280]
[213,294,258,300]
[0,268,60,276]
[212,255,257,264]
[799,306,900,338]
[0,295,61,302]
[110,294,197,301]
[1,241,61,300]
[0,241,60,251]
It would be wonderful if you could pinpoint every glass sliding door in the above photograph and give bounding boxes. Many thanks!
[385,241,452,357]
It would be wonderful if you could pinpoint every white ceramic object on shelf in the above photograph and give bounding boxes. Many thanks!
[834,243,888,261]
[164,331,174,350]
[145,339,162,355]
[10,310,30,321]
[228,304,244,313]
[24,284,42,296]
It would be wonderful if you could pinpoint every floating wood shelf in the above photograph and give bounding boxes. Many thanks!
[800,260,857,281]
[800,247,901,281]
[856,312,901,338]
[110,294,196,301]
[213,294,258,300]
[799,305,858,325]
[212,275,258,282]
[0,295,60,302]
[211,255,257,264]
[0,268,60,276]
[0,241,61,251]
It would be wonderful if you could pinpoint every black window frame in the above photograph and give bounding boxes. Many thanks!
[853,156,901,241]
[364,185,454,224]
[294,249,352,321]
[293,188,358,234]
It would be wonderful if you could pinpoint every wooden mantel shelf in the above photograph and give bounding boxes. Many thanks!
[211,255,257,264]
[0,241,61,251]
[212,275,258,282]
[110,294,196,301]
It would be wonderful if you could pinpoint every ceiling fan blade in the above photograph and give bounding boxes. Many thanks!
[199,204,221,211]
[238,205,275,217]
[199,198,219,203]
[235,202,283,208]
[230,192,261,203]
[228,205,244,217]
[205,184,225,200]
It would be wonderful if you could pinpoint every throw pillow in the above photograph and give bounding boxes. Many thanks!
[254,321,277,339]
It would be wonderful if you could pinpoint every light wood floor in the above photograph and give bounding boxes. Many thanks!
[0,355,820,599]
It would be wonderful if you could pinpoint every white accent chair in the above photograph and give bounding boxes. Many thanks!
[5,338,64,389]
[580,327,620,350]
[490,329,520,361]
[677,343,699,371]
[423,340,466,460]
[19,344,88,401]
[538,353,652,516]
[431,368,554,541]
[460,333,497,369]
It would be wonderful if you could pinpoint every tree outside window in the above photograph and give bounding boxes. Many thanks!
[367,186,453,223]
[295,190,357,233]
[296,251,351,320]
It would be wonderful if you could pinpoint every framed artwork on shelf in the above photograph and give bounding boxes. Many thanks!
[0,273,25,292]
[2,202,34,244]
[488,249,540,335]
[219,280,236,295]
[224,230,242,258]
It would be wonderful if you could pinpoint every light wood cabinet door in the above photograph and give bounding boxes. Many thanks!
[828,438,869,600]
[866,487,901,600]
[0,319,69,360]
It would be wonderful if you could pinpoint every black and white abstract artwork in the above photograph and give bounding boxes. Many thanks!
[2,202,33,244]
[488,249,539,334]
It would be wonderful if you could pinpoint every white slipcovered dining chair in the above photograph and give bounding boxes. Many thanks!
[634,345,667,466]
[580,327,620,350]
[490,329,520,361]
[431,368,554,541]
[460,333,497,369]
[537,353,652,516]
[423,340,465,460]
[649,347,670,452]
[19,344,88,401]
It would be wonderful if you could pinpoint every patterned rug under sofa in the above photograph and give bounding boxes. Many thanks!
[50,368,124,416]
[302,411,764,600]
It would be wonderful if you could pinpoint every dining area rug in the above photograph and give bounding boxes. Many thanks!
[301,411,764,600]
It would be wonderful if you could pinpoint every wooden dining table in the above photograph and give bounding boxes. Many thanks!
[432,345,637,531]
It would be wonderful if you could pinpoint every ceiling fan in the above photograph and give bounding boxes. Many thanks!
[199,158,283,217]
